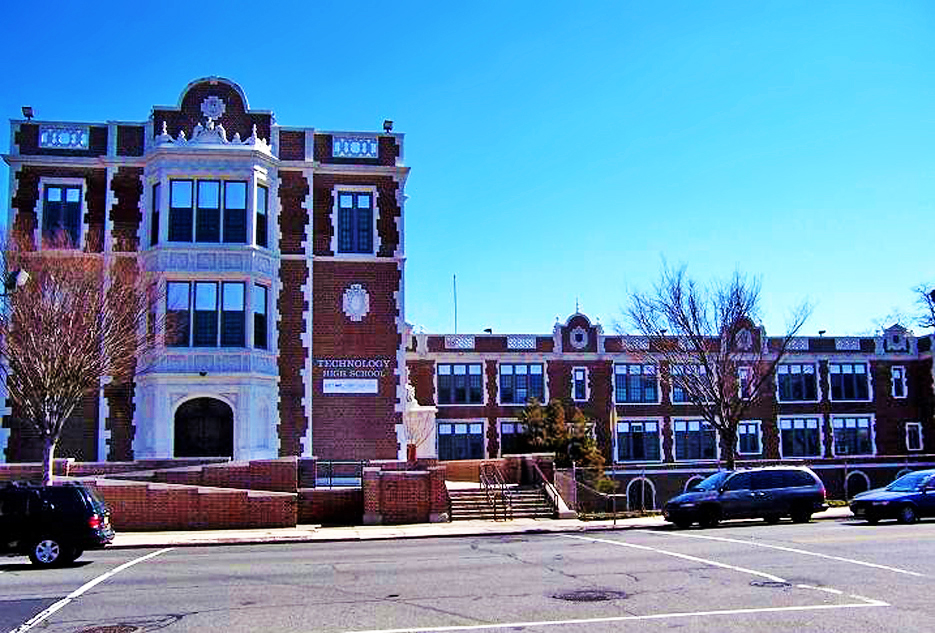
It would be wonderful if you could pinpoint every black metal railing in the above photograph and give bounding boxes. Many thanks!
[480,462,512,520]
[315,460,368,488]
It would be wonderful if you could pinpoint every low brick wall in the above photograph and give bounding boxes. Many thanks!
[84,478,297,531]
[102,458,298,493]
[299,488,363,525]
[363,464,448,525]
[0,458,231,482]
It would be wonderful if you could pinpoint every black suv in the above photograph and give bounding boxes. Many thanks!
[0,481,115,567]
[663,467,827,529]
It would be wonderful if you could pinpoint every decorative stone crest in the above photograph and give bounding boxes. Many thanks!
[201,95,226,122]
[342,283,370,322]
[734,328,753,351]
[570,326,589,350]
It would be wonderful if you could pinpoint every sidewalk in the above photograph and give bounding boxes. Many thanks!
[109,506,854,549]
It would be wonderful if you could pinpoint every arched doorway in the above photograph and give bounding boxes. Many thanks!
[174,397,233,458]
[626,477,656,512]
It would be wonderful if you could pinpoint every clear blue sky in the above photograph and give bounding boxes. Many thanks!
[2,1,933,337]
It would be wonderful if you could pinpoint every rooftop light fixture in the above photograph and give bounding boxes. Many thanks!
[21,106,34,121]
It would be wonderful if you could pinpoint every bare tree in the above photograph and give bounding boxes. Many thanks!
[0,240,163,484]
[912,282,935,330]
[402,383,437,461]
[625,264,810,469]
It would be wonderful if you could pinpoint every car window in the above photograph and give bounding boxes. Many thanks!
[751,471,780,490]
[692,472,731,491]
[888,472,929,492]
[925,476,935,490]
[0,490,30,516]
[42,488,88,513]
[788,471,816,487]
[723,472,753,491]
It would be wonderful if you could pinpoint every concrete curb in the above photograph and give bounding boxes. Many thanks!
[108,507,854,549]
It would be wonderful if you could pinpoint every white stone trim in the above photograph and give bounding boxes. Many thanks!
[98,377,111,461]
[328,184,380,257]
[736,419,763,456]
[891,365,908,399]
[905,421,924,452]
[625,476,656,511]
[844,470,871,499]
[776,415,824,460]
[571,366,589,402]
[300,168,314,457]
[35,176,89,250]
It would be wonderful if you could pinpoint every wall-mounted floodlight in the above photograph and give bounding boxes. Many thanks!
[21,106,33,121]
[383,119,393,133]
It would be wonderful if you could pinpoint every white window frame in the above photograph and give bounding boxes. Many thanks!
[776,362,820,403]
[613,417,663,463]
[906,422,924,452]
[736,420,762,456]
[737,366,754,400]
[571,366,589,402]
[35,177,88,251]
[777,416,823,459]
[436,419,487,460]
[613,363,660,405]
[672,418,719,462]
[497,362,547,405]
[498,417,527,457]
[329,184,380,257]
[828,361,872,402]
[830,415,876,457]
[435,362,486,406]
[670,364,709,405]
[891,366,907,399]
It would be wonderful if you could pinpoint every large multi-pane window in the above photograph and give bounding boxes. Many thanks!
[831,416,873,456]
[500,421,531,455]
[437,363,484,404]
[738,421,761,455]
[670,364,705,404]
[777,363,818,402]
[499,364,544,404]
[337,191,374,254]
[165,280,249,348]
[673,420,717,460]
[614,364,657,403]
[168,179,249,244]
[256,184,268,248]
[253,284,268,349]
[778,417,822,457]
[42,184,82,245]
[616,420,661,462]
[829,362,870,401]
[438,421,484,460]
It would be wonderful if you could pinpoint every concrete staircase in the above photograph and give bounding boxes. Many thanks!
[448,485,555,521]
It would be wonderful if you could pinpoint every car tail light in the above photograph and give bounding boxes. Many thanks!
[88,514,101,529]
[821,487,827,500]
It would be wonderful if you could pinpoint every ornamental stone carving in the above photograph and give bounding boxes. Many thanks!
[342,283,370,322]
[445,335,475,350]
[570,326,589,350]
[507,335,536,350]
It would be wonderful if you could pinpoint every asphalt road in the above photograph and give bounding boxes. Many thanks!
[2,517,933,633]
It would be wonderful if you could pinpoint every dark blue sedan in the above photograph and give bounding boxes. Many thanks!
[849,469,935,524]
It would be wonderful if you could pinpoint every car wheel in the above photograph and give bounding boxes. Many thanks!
[897,505,918,525]
[864,514,879,525]
[698,507,720,529]
[763,514,781,525]
[790,507,812,523]
[673,518,693,530]
[29,538,65,567]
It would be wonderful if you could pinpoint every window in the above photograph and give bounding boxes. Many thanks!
[196,181,220,242]
[829,362,870,401]
[891,366,907,399]
[832,416,873,456]
[438,422,484,460]
[778,417,822,458]
[777,363,818,402]
[150,183,160,246]
[169,179,249,244]
[220,282,245,347]
[673,420,717,460]
[166,282,191,348]
[906,422,923,452]
[500,421,531,455]
[166,280,253,349]
[253,284,268,349]
[223,181,247,243]
[616,420,661,462]
[169,180,193,241]
[337,191,374,254]
[42,184,82,246]
[572,367,588,401]
[737,421,761,455]
[614,364,657,404]
[737,366,754,399]
[723,472,753,491]
[256,184,268,248]
[670,364,706,404]
[437,364,484,404]
[499,364,544,404]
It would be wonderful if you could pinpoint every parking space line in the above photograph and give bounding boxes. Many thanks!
[559,533,787,582]
[7,548,174,633]
[641,530,927,578]
[342,601,888,633]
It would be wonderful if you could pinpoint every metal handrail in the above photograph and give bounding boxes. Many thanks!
[527,460,558,516]
[479,462,512,520]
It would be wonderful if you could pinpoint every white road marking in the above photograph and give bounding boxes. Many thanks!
[799,584,844,596]
[559,533,787,582]
[342,601,889,633]
[7,548,174,633]
[642,529,927,577]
